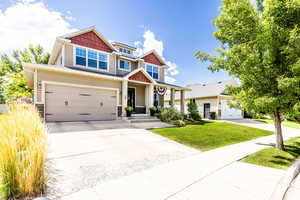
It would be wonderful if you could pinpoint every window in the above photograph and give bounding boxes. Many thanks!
[146,64,159,79]
[98,52,108,70]
[74,46,108,71]
[190,99,196,104]
[88,50,97,68]
[75,47,86,66]
[119,60,131,71]
[119,48,131,55]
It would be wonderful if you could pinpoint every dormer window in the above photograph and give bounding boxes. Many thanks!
[74,46,109,71]
[119,48,131,55]
[146,64,159,80]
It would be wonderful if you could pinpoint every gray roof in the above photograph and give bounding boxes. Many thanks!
[165,80,238,100]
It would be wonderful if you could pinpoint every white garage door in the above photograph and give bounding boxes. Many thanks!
[220,100,243,120]
[45,84,117,122]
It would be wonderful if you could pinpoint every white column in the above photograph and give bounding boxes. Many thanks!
[122,80,128,116]
[149,84,154,108]
[180,90,185,114]
[170,88,175,107]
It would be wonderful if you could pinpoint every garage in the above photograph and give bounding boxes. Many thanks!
[220,99,243,120]
[45,84,117,122]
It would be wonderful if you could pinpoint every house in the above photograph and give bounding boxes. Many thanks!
[23,27,188,122]
[164,80,244,119]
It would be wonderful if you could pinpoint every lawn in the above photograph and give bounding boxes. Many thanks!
[151,121,273,151]
[242,137,300,170]
[255,118,300,129]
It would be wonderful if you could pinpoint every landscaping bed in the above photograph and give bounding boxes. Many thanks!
[151,121,273,151]
[242,137,300,170]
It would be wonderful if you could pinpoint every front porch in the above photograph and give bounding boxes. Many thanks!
[119,68,188,117]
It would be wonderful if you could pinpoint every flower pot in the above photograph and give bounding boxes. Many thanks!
[150,110,156,116]
[126,110,132,117]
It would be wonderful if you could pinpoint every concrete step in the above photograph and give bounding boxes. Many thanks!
[131,114,150,117]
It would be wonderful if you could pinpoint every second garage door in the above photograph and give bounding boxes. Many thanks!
[45,84,117,122]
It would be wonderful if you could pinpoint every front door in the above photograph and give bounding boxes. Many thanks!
[204,103,210,118]
[127,88,136,111]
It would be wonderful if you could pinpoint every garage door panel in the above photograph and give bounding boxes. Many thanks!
[45,84,117,122]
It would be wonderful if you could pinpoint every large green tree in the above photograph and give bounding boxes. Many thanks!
[0,45,50,101]
[195,0,300,150]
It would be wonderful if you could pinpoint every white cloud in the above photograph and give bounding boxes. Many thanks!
[134,29,179,84]
[0,1,77,54]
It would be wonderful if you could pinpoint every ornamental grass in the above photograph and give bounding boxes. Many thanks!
[0,103,47,199]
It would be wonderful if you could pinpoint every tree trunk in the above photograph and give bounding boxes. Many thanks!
[273,110,284,151]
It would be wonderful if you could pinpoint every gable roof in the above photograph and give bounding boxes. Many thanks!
[140,50,166,66]
[165,80,239,100]
[61,26,117,52]
[124,68,156,84]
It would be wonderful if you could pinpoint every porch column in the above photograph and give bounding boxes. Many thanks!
[145,84,154,114]
[170,88,175,107]
[180,90,185,114]
[122,80,128,117]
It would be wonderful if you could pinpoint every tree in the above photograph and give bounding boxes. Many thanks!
[0,45,50,101]
[195,0,300,150]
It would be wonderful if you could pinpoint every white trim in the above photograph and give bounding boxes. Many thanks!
[145,62,160,80]
[33,69,37,104]
[73,45,110,72]
[118,59,131,71]
[23,63,124,81]
[61,44,65,65]
[42,81,119,119]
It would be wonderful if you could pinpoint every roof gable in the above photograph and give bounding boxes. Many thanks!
[125,68,156,84]
[141,51,165,66]
[69,31,114,53]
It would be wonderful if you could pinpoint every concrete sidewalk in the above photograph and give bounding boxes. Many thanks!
[61,128,300,200]
[284,173,300,200]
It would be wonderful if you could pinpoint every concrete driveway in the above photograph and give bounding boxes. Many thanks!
[47,128,200,198]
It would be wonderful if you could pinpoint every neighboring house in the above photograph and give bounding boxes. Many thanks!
[164,80,244,120]
[23,27,187,122]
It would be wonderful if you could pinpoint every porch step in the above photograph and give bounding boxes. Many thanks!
[127,115,161,123]
[131,113,149,117]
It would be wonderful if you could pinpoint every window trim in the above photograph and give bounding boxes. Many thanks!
[145,63,160,80]
[118,59,131,71]
[73,45,110,72]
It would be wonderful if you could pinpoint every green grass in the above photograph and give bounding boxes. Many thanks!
[151,121,273,151]
[242,137,300,170]
[255,119,300,129]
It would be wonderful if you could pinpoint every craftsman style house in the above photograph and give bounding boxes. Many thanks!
[24,27,187,122]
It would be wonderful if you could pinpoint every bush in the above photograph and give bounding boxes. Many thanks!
[0,103,47,199]
[159,107,183,122]
[172,120,186,127]
[125,106,133,111]
[187,102,201,121]
[149,107,157,112]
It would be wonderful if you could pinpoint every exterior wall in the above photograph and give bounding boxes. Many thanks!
[36,70,122,105]
[116,57,138,76]
[159,68,165,82]
[128,83,146,107]
[0,104,7,114]
[64,43,73,67]
[54,52,62,65]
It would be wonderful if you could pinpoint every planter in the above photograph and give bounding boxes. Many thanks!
[150,110,156,116]
[126,110,132,117]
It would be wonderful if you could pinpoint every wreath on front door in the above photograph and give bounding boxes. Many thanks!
[155,86,167,96]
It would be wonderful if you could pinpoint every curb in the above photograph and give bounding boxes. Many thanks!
[269,159,300,200]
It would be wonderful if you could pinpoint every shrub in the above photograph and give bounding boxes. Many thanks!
[0,103,47,199]
[159,107,183,122]
[173,120,186,127]
[187,102,201,121]
[125,106,133,111]
[149,107,157,112]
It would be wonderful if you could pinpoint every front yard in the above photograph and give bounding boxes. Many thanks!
[255,119,300,129]
[242,137,300,170]
[151,121,273,151]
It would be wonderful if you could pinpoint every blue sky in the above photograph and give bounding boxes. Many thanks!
[0,0,229,86]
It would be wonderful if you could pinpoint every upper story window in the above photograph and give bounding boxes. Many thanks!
[74,46,109,71]
[119,60,131,71]
[119,48,131,55]
[146,64,159,80]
